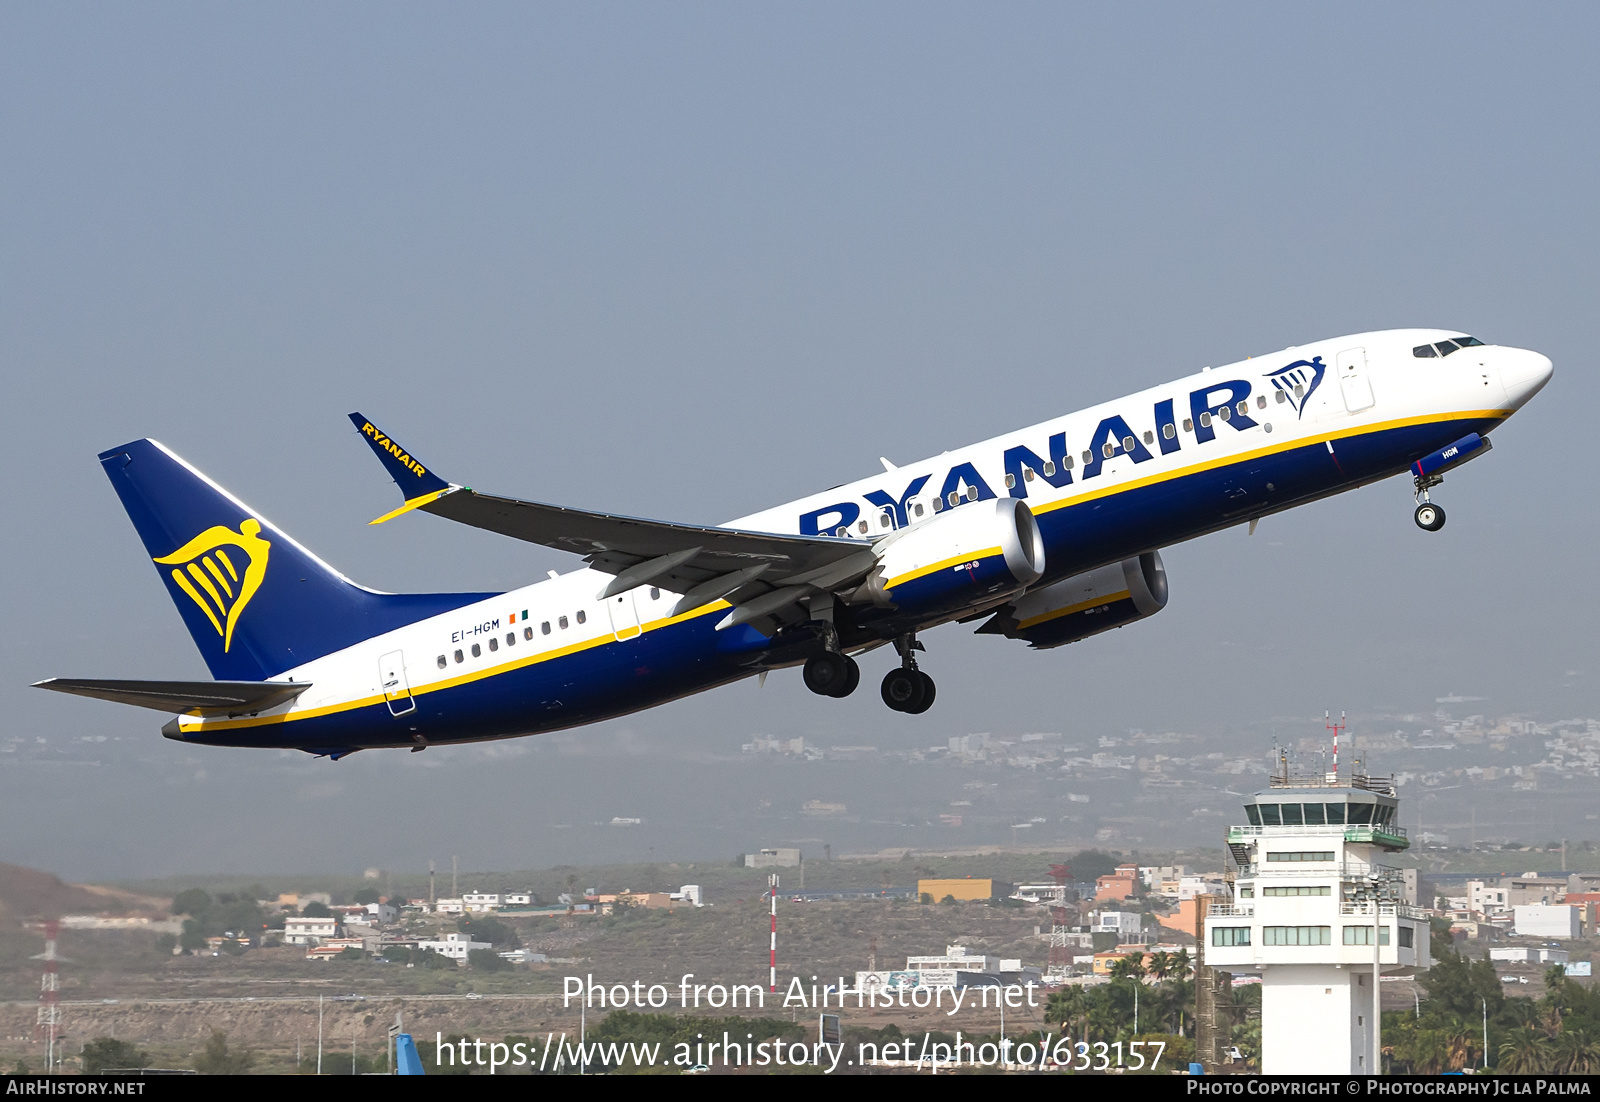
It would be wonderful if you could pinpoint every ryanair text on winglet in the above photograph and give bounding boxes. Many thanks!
[360,421,429,479]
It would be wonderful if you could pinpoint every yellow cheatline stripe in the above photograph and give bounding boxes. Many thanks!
[216,548,239,582]
[1016,589,1131,630]
[203,556,234,599]
[186,563,226,614]
[178,598,736,733]
[370,487,453,526]
[1031,409,1511,517]
[170,569,223,635]
[885,547,1004,591]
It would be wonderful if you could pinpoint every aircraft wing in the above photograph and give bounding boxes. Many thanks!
[33,678,312,717]
[349,413,876,629]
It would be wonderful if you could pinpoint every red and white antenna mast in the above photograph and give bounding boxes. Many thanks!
[768,875,779,993]
[1326,710,1345,783]
[32,920,63,1072]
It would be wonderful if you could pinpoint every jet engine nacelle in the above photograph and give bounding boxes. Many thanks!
[976,550,1168,650]
[854,498,1045,619]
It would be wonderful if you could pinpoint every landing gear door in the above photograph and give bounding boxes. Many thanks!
[1337,347,1375,414]
[607,591,642,641]
[379,650,416,717]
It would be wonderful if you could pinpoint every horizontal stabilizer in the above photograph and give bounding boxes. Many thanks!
[33,678,312,717]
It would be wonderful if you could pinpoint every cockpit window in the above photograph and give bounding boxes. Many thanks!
[1416,336,1484,358]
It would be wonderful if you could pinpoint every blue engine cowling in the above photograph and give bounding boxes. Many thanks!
[976,551,1168,650]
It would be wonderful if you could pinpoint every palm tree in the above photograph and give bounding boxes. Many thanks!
[1554,1029,1600,1075]
[1145,951,1173,982]
[1442,1020,1477,1071]
[1108,953,1146,983]
[1046,988,1086,1035]
[1169,948,1193,982]
[1499,1026,1555,1074]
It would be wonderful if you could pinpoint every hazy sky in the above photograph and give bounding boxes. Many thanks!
[4,4,1597,880]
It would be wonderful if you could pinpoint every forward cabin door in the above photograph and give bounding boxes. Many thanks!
[379,650,416,716]
[606,591,642,641]
[1337,347,1375,413]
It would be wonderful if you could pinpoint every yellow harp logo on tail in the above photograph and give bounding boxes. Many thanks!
[154,519,271,652]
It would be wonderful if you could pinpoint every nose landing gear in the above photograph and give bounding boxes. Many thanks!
[881,634,936,714]
[1413,472,1446,532]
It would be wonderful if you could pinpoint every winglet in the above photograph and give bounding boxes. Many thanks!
[348,413,456,524]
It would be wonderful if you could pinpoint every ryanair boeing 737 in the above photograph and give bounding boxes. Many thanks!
[38,330,1552,757]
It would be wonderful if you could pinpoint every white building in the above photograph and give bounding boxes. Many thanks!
[416,931,492,960]
[1468,879,1509,916]
[503,892,533,906]
[1204,774,1430,1075]
[1514,904,1580,938]
[433,898,465,914]
[1092,911,1144,938]
[1489,947,1568,964]
[462,892,501,912]
[283,915,339,946]
[669,884,703,907]
[906,945,999,974]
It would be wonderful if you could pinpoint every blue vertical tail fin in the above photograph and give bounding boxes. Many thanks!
[99,439,492,681]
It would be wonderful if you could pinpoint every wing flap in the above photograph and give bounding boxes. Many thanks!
[34,678,312,717]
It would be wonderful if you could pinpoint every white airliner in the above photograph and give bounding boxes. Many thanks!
[38,329,1551,757]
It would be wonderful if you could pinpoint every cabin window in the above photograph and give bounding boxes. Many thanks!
[488,637,498,652]
[1163,423,1176,439]
[471,643,481,658]
[1275,389,1287,403]
[857,520,869,534]
[1199,412,1212,428]
[1005,473,1016,488]
[506,633,515,647]
[1062,455,1073,470]
[524,627,534,641]
[965,486,977,501]
[1294,384,1304,398]
[914,502,926,517]
[650,587,660,600]
[541,621,551,635]
[576,610,587,625]
[1143,430,1154,445]
[454,649,464,663]
[1217,405,1231,422]
[1122,435,1135,451]
[436,655,447,669]
[1183,418,1194,432]
[1101,442,1115,458]
[1043,460,1056,476]
[931,497,943,512]
[1256,395,1267,409]
[1023,468,1036,482]
[1237,400,1249,416]
[558,616,568,630]
[1413,344,1437,358]
[836,527,848,537]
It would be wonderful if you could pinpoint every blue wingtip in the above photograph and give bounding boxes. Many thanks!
[348,413,451,501]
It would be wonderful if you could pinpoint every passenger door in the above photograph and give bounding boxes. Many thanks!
[606,591,642,641]
[379,650,416,717]
[1337,347,1375,413]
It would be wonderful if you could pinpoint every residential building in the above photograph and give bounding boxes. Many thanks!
[1092,911,1144,938]
[416,931,492,960]
[1468,880,1510,916]
[283,915,339,946]
[433,898,465,914]
[669,885,703,906]
[1094,864,1140,902]
[906,945,999,974]
[1506,876,1564,908]
[503,892,534,906]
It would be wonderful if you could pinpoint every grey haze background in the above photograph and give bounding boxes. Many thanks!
[2,4,1595,881]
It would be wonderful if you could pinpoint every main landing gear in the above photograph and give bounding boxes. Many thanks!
[881,634,936,715]
[801,633,937,714]
[1413,472,1446,532]
[802,651,860,698]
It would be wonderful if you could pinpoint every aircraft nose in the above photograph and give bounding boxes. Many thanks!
[1499,348,1554,407]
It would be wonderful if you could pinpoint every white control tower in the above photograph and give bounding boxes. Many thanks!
[1203,756,1430,1074]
